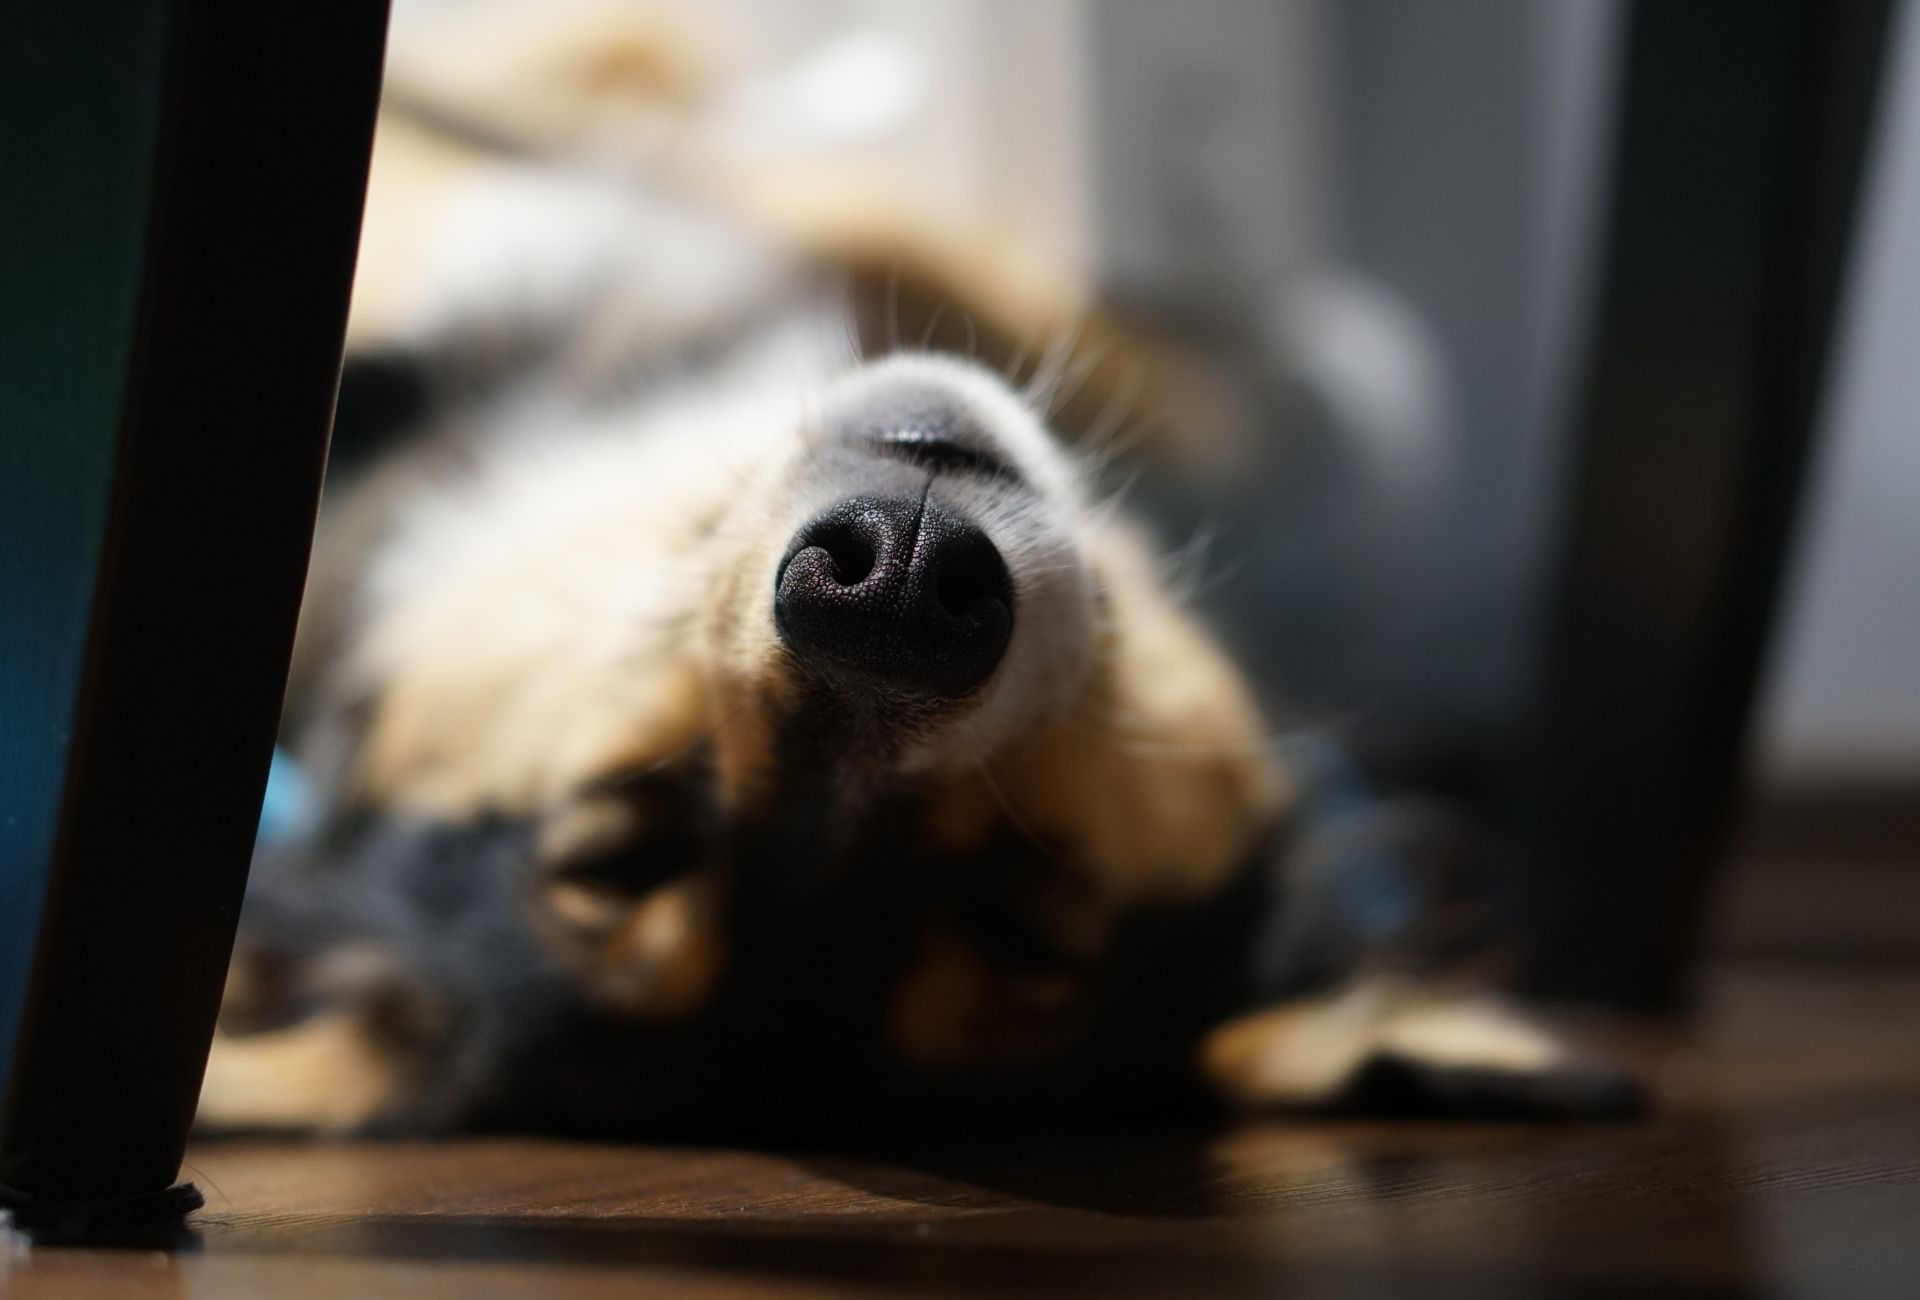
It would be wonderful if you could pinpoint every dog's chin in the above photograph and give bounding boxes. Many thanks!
[770,669,985,782]
[890,686,1012,776]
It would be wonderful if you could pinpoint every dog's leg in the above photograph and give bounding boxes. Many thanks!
[1200,975,1644,1119]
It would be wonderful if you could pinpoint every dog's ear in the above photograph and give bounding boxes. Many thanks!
[1201,976,1647,1120]
[970,521,1288,908]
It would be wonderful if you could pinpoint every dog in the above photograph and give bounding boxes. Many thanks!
[195,9,1637,1140]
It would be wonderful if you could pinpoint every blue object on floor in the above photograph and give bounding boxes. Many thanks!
[256,747,315,843]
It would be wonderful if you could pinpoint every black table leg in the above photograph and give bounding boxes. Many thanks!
[0,0,389,1234]
[1515,0,1895,1009]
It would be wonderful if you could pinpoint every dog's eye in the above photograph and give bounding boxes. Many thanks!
[537,774,726,1018]
[549,837,694,896]
[541,772,708,897]
[876,429,1016,482]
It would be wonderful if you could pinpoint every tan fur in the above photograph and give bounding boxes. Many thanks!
[985,524,1287,905]
[690,495,803,813]
[542,874,726,1019]
[1199,976,1568,1108]
[364,661,709,820]
[537,792,648,869]
[360,650,709,821]
[381,0,708,168]
[349,427,739,818]
[344,114,494,351]
[890,931,1085,1070]
[198,1016,403,1135]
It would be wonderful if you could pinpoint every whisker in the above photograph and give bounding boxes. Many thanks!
[1045,340,1112,419]
[1022,317,1084,410]
[1161,519,1226,605]
[1079,365,1145,464]
[1172,550,1245,605]
[827,270,864,366]
[180,1158,232,1209]
[1050,709,1306,762]
[1001,333,1034,389]
[918,298,949,351]
[884,263,903,356]
[1085,468,1145,531]
[969,754,1072,870]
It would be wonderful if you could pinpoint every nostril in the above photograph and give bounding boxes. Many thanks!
[809,520,876,586]
[934,535,1010,620]
[936,566,972,618]
[776,495,1014,698]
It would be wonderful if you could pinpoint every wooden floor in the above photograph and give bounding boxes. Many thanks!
[6,963,1918,1299]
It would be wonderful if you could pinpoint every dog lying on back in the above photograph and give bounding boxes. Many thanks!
[196,15,1637,1140]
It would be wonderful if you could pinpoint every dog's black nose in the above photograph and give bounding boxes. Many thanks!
[775,495,1014,698]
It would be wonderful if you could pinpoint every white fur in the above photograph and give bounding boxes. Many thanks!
[367,149,798,370]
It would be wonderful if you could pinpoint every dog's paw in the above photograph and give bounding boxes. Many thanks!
[1201,975,1648,1121]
